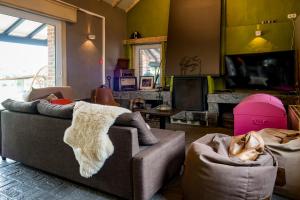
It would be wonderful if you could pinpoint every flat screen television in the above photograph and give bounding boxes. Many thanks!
[225,51,295,91]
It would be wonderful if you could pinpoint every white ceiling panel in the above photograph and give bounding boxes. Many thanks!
[0,14,18,33]
[100,0,139,12]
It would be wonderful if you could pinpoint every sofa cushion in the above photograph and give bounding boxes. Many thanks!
[35,91,64,101]
[50,98,73,105]
[25,86,74,101]
[37,100,74,119]
[115,112,159,145]
[1,99,39,114]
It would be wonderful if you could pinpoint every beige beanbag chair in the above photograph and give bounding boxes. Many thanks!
[182,133,278,200]
[258,128,300,199]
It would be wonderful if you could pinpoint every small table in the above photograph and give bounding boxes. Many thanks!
[140,108,180,129]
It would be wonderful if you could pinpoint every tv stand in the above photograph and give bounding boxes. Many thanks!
[207,91,299,113]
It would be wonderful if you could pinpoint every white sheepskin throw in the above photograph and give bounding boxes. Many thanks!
[64,101,131,178]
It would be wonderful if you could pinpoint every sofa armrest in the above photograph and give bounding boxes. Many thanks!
[108,126,140,158]
[0,109,4,157]
[132,129,185,200]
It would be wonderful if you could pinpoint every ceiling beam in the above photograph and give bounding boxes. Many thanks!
[27,24,47,39]
[0,34,47,46]
[126,0,140,13]
[3,19,25,35]
[112,0,122,7]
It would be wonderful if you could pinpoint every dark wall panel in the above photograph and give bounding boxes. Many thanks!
[66,11,103,99]
[62,0,127,98]
[295,17,300,88]
[166,0,221,76]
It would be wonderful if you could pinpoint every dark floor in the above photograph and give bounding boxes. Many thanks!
[0,159,121,200]
[0,123,290,200]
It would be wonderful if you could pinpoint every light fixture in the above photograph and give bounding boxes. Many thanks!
[255,30,262,37]
[88,34,96,40]
[255,24,262,37]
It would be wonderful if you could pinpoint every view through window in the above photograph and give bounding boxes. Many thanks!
[135,44,162,86]
[0,9,58,104]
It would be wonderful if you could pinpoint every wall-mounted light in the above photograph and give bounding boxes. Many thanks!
[255,30,262,37]
[88,34,96,40]
[255,24,262,37]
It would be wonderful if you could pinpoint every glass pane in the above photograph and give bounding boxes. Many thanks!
[0,14,18,33]
[0,14,56,106]
[32,26,47,40]
[139,47,161,84]
[9,19,42,37]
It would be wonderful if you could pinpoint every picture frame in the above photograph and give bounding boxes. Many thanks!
[139,76,154,90]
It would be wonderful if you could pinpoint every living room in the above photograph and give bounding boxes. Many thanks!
[0,0,300,199]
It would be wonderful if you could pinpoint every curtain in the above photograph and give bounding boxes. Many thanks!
[160,41,167,87]
[125,44,134,69]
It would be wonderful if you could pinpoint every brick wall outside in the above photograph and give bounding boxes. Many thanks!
[47,25,56,87]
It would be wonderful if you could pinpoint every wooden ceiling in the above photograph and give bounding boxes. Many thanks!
[101,0,140,12]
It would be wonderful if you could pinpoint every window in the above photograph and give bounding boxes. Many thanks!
[0,6,65,104]
[134,44,162,86]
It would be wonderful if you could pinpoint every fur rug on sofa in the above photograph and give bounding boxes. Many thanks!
[64,101,131,178]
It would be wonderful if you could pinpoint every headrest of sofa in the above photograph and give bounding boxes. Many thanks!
[25,86,75,101]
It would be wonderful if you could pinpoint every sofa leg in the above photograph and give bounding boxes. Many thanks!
[1,157,6,161]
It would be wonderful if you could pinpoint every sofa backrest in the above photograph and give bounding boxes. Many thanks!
[25,86,75,101]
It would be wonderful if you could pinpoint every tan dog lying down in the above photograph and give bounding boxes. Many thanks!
[229,131,265,161]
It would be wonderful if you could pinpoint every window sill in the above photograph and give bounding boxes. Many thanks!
[123,36,167,45]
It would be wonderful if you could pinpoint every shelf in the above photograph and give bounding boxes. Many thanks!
[123,36,167,45]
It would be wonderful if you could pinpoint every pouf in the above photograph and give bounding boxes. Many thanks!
[234,94,287,135]
[258,128,300,199]
[182,133,278,200]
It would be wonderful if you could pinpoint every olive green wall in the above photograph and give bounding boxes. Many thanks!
[226,0,300,55]
[126,0,300,90]
[127,0,300,54]
[127,0,170,38]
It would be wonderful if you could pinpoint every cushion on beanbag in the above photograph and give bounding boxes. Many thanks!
[115,112,159,145]
[37,100,74,119]
[1,99,40,114]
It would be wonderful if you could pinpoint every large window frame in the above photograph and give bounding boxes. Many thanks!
[0,5,66,86]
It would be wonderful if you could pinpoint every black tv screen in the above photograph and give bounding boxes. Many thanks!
[225,51,295,91]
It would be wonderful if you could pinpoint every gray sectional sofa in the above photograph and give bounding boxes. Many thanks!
[0,110,185,200]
